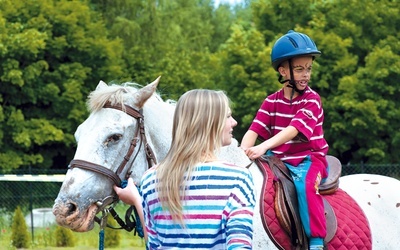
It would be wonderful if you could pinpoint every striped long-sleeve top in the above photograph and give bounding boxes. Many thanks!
[140,161,256,250]
[249,86,329,166]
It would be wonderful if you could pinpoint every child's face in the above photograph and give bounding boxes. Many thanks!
[279,56,314,91]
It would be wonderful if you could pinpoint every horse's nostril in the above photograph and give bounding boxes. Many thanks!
[66,203,77,216]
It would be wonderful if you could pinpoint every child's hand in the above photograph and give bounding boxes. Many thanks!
[244,144,267,160]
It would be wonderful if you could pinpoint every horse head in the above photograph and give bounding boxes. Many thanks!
[52,76,173,232]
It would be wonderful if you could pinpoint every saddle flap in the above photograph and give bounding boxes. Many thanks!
[323,198,337,243]
[320,155,341,194]
[263,156,308,248]
[261,155,338,247]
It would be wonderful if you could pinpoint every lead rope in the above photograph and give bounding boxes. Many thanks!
[99,210,108,250]
[120,179,145,238]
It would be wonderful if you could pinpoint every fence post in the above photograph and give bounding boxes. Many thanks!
[29,166,34,243]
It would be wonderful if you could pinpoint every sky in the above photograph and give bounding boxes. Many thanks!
[214,0,243,7]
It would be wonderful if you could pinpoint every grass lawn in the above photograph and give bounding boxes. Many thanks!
[1,203,146,249]
[0,223,146,250]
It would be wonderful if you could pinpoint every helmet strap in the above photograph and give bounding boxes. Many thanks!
[278,74,295,105]
[277,60,305,104]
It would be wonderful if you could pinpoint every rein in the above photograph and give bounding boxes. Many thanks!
[68,102,157,247]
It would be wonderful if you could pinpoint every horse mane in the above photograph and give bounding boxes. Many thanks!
[86,82,175,113]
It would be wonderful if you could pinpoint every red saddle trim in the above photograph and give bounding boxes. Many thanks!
[257,159,372,250]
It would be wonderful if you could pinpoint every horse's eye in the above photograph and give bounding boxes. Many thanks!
[104,134,122,146]
[111,134,122,142]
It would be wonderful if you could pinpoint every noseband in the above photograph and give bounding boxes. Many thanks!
[68,102,157,208]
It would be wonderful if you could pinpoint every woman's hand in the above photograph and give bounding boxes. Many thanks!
[113,178,148,242]
[113,178,141,207]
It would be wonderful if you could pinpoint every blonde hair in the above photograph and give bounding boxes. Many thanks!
[156,89,230,224]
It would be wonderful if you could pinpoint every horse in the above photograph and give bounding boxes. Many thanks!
[53,77,400,249]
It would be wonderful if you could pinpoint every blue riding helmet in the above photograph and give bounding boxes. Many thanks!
[271,30,321,71]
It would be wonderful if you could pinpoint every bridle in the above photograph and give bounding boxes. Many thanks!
[67,101,157,234]
[69,102,157,188]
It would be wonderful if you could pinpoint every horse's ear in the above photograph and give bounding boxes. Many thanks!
[96,80,108,90]
[135,76,161,108]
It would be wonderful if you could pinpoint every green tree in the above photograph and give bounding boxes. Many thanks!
[312,0,400,163]
[251,0,316,42]
[54,225,75,247]
[11,206,30,248]
[104,216,121,247]
[213,24,279,139]
[2,0,398,168]
[0,0,126,170]
[330,39,400,163]
[90,0,246,99]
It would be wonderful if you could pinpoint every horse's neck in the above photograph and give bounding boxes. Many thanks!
[218,139,252,167]
[143,100,174,162]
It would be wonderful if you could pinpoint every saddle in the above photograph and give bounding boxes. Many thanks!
[260,155,341,249]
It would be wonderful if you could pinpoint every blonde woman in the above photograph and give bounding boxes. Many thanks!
[115,89,256,249]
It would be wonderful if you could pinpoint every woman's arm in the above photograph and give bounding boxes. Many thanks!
[226,170,256,249]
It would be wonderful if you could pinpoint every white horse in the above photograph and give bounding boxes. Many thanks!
[53,78,400,249]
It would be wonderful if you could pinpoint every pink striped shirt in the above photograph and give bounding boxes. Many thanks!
[249,87,329,166]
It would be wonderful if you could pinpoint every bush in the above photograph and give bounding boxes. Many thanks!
[104,215,121,247]
[11,206,30,248]
[54,225,75,247]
